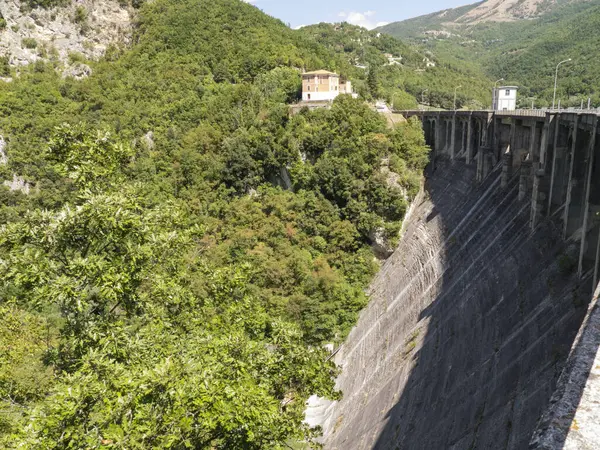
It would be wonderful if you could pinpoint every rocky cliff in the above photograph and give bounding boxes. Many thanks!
[441,0,563,24]
[0,0,131,72]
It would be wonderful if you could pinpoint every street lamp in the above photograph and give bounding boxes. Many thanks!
[421,88,428,105]
[493,78,504,109]
[552,58,571,110]
[454,85,462,110]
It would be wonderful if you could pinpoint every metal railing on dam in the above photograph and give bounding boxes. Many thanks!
[397,108,600,118]
[321,108,600,449]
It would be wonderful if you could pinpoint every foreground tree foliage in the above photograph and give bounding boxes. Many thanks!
[0,0,429,447]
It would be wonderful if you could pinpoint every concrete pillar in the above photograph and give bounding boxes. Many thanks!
[481,120,487,148]
[538,115,552,169]
[489,115,495,148]
[435,116,442,154]
[579,117,598,277]
[547,117,561,215]
[563,116,580,239]
[458,120,467,155]
[529,123,539,170]
[530,115,553,229]
[482,115,492,149]
[509,120,517,160]
[466,114,474,163]
[595,226,600,289]
[531,169,548,230]
[501,147,513,189]
[519,158,533,201]
[450,115,457,159]
[483,149,493,179]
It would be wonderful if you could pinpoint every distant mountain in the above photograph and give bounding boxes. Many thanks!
[380,0,583,39]
[378,0,600,108]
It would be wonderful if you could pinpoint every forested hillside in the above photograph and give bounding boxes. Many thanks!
[0,0,431,448]
[297,22,491,109]
[379,0,600,108]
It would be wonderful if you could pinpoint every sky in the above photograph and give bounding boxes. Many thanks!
[243,0,475,30]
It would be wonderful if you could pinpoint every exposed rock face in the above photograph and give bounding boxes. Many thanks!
[456,0,557,24]
[369,227,395,259]
[323,159,594,449]
[0,0,131,69]
[423,0,581,26]
[0,135,7,165]
[4,173,31,194]
[141,131,155,150]
[62,61,92,79]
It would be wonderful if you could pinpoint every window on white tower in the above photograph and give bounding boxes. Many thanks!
[505,89,510,96]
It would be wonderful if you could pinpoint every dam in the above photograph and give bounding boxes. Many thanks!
[322,110,600,449]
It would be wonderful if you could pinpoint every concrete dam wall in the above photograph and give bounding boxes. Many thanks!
[322,111,600,449]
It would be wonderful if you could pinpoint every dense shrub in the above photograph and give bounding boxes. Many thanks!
[0,0,430,447]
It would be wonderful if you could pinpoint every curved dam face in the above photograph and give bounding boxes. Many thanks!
[323,155,595,449]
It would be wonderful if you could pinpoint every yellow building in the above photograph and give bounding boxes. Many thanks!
[302,70,354,102]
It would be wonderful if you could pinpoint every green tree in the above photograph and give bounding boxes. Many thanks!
[367,65,379,99]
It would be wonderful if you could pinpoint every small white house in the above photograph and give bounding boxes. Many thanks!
[493,86,518,111]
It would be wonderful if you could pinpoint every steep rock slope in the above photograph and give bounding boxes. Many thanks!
[457,0,560,23]
[0,0,132,69]
[323,158,593,449]
[380,0,583,37]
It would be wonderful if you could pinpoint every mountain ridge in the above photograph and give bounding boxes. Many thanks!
[378,0,600,108]
[380,0,585,33]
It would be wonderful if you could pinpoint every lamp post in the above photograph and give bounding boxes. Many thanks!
[421,88,428,106]
[492,78,504,110]
[454,85,462,110]
[552,58,571,110]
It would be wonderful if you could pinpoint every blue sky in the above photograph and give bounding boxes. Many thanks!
[243,0,474,29]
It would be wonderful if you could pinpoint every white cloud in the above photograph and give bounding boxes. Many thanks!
[338,11,387,30]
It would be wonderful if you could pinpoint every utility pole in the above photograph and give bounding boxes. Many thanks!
[552,58,571,109]
[492,78,504,110]
[588,98,592,110]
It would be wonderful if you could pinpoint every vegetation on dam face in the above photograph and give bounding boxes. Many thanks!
[0,0,433,447]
